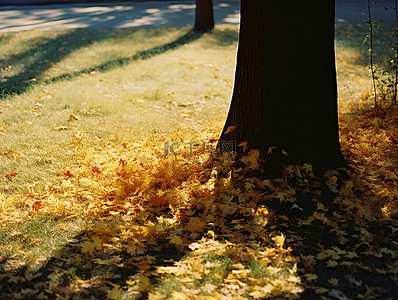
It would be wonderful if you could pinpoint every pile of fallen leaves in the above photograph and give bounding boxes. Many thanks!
[0,107,397,299]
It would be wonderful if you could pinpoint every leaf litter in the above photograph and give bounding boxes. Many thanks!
[0,107,397,299]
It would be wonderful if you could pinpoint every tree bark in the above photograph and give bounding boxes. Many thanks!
[194,0,214,32]
[219,0,345,171]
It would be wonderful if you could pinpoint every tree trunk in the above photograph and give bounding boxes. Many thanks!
[194,0,214,32]
[219,0,345,171]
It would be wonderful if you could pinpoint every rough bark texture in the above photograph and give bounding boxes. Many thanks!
[219,0,345,170]
[194,0,214,32]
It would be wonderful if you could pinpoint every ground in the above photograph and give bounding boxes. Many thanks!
[0,23,397,299]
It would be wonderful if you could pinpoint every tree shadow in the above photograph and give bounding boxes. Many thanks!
[268,107,398,299]
[1,29,106,98]
[0,134,397,299]
[0,28,203,100]
[335,23,396,68]
[50,30,204,84]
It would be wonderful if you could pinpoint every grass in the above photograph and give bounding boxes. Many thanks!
[0,23,396,298]
[2,24,394,195]
[0,26,237,194]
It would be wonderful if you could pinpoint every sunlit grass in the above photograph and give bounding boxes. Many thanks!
[0,26,237,195]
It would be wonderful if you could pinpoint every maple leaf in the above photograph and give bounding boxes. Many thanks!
[326,260,339,268]
[303,163,313,173]
[328,278,339,286]
[107,283,122,300]
[315,287,330,294]
[169,235,183,247]
[304,273,318,281]
[272,233,285,248]
[313,212,329,224]
[136,276,152,292]
[81,241,95,254]
[126,241,136,255]
[186,217,206,233]
[245,181,255,191]
[147,292,164,300]
[316,252,329,260]
[246,149,260,169]
[92,236,103,251]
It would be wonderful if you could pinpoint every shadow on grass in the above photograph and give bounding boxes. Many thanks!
[0,29,204,100]
[0,29,100,99]
[50,30,204,84]
[0,108,397,298]
[0,159,397,298]
[335,23,396,67]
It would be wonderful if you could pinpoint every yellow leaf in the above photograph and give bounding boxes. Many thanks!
[326,260,339,268]
[125,279,135,285]
[207,230,216,239]
[126,241,136,255]
[345,251,359,259]
[245,182,255,191]
[313,212,329,224]
[157,266,184,276]
[148,292,164,300]
[332,246,347,256]
[316,202,328,212]
[186,217,206,233]
[316,252,329,261]
[224,126,236,134]
[249,284,274,298]
[249,290,267,299]
[76,277,91,284]
[107,283,122,299]
[0,274,8,281]
[303,163,313,173]
[81,241,95,254]
[92,236,103,251]
[315,287,329,294]
[328,277,339,286]
[272,233,285,248]
[231,263,245,270]
[304,273,318,281]
[246,149,260,168]
[171,291,189,300]
[325,249,340,260]
[169,235,183,246]
[137,276,152,292]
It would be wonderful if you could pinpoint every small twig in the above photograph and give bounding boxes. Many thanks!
[368,0,378,108]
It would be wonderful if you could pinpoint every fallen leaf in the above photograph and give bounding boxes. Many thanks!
[224,126,236,134]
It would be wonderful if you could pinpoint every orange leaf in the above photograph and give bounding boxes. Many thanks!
[92,166,101,174]
[153,194,168,207]
[238,141,248,152]
[32,201,42,211]
[224,126,236,135]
